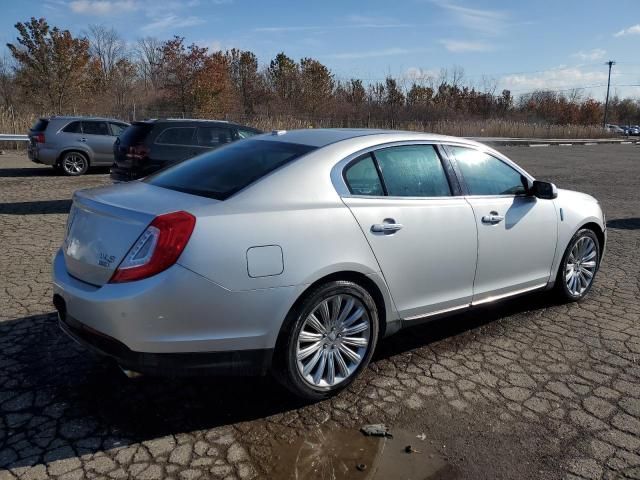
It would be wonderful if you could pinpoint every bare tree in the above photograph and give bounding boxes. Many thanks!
[86,24,126,86]
[136,36,163,89]
[0,56,18,109]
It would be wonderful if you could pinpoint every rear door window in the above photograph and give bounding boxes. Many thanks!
[344,154,384,196]
[156,127,196,145]
[196,127,232,147]
[374,145,451,197]
[82,121,110,136]
[62,121,82,133]
[146,139,316,200]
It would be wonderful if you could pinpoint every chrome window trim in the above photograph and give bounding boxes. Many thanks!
[332,140,458,198]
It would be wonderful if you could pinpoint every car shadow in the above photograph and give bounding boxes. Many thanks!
[0,166,58,177]
[0,199,72,215]
[375,291,558,360]
[0,292,559,470]
[0,167,109,178]
[607,218,640,230]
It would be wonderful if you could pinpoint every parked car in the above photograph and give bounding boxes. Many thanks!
[28,116,130,176]
[53,129,606,399]
[628,125,640,136]
[110,118,262,182]
[605,124,626,135]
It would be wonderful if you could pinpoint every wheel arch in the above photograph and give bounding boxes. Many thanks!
[57,148,91,167]
[274,270,398,357]
[578,221,605,259]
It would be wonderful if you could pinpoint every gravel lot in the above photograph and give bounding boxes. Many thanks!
[0,145,639,480]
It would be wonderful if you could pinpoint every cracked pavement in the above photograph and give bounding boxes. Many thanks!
[0,145,639,479]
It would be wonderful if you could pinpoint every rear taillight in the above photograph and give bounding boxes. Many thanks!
[34,132,45,143]
[109,211,196,283]
[126,143,149,161]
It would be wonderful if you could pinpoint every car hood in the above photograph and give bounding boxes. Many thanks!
[556,188,599,205]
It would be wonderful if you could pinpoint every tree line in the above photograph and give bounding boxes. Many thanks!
[2,17,640,128]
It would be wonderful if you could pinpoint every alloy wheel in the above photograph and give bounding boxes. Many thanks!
[295,294,371,388]
[565,236,597,296]
[62,153,88,175]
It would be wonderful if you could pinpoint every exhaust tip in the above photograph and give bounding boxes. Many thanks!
[119,366,143,379]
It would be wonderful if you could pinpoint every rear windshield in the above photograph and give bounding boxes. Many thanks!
[31,119,49,132]
[146,139,316,200]
[119,123,153,145]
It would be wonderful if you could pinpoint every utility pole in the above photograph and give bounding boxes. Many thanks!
[603,60,615,128]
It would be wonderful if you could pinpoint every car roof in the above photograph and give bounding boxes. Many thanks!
[47,116,128,123]
[132,118,261,130]
[257,128,484,148]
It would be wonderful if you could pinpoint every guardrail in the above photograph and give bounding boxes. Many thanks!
[0,134,29,142]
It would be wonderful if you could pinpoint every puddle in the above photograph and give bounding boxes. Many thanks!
[269,427,457,479]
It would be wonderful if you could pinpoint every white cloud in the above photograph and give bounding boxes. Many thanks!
[69,0,137,14]
[404,67,439,81]
[324,47,430,60]
[255,23,415,33]
[432,1,508,35]
[572,48,606,61]
[614,24,640,37]
[141,14,205,32]
[440,39,493,52]
[500,66,610,94]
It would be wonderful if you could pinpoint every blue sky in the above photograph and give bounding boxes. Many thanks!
[2,0,640,100]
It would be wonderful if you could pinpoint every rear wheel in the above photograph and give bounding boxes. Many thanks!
[60,152,89,176]
[555,228,600,302]
[274,281,379,400]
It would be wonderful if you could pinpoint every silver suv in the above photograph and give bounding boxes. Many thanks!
[28,116,130,176]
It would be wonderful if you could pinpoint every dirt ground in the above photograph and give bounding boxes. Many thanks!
[0,144,639,480]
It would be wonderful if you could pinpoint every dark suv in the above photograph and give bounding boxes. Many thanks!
[110,119,262,182]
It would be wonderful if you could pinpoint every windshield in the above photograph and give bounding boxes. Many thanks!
[30,119,49,132]
[145,139,316,200]
[119,123,153,145]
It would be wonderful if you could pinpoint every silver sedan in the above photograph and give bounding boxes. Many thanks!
[53,129,606,399]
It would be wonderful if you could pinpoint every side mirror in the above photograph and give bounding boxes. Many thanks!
[531,180,558,199]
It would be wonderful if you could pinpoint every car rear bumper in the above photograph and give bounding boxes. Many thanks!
[52,249,301,373]
[55,301,273,376]
[29,147,57,165]
[110,164,159,182]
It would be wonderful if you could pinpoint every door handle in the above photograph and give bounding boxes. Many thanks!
[371,222,403,233]
[481,211,505,224]
[79,137,87,142]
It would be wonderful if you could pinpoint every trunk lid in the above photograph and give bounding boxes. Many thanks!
[63,182,216,286]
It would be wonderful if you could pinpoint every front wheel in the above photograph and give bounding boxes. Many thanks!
[274,281,379,400]
[555,228,600,301]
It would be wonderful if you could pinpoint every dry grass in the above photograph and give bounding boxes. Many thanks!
[0,108,613,150]
[245,116,611,139]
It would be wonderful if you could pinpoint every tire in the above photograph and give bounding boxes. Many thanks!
[273,280,379,400]
[60,151,89,176]
[555,228,600,302]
